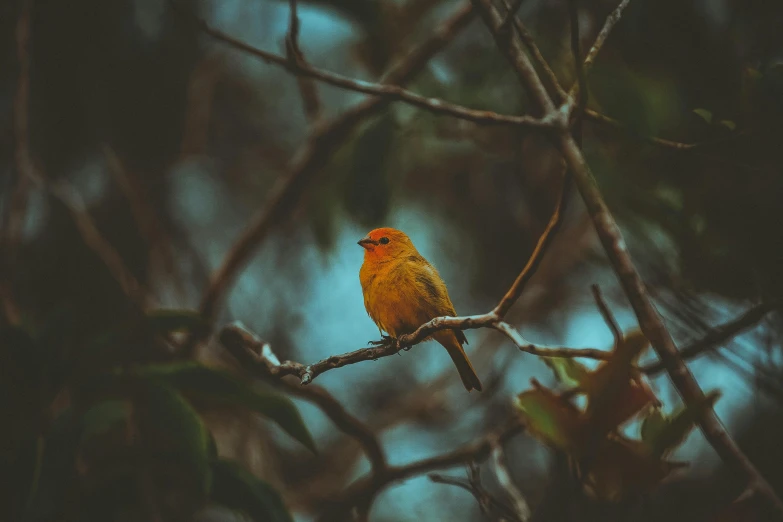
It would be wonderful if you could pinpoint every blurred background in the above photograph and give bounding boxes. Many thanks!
[2,0,783,520]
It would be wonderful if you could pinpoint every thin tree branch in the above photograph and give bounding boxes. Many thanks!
[474,0,560,116]
[221,321,613,385]
[570,4,704,151]
[316,417,526,522]
[219,323,388,476]
[557,121,783,521]
[493,166,570,319]
[591,284,622,346]
[285,0,321,122]
[567,0,588,130]
[196,3,477,334]
[566,0,631,108]
[491,444,531,521]
[428,473,482,494]
[470,0,783,516]
[220,299,776,391]
[489,319,610,361]
[505,12,567,104]
[3,0,146,314]
[430,463,524,521]
[500,0,526,32]
[642,302,780,376]
[103,145,182,292]
[172,2,555,130]
[43,180,146,304]
[582,0,631,73]
[584,109,698,150]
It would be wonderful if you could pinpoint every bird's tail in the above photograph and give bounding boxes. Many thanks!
[437,332,483,392]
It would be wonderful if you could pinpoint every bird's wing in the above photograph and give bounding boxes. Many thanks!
[409,258,469,345]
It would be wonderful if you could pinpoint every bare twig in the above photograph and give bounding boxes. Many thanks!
[173,2,555,130]
[285,0,321,122]
[642,302,780,376]
[490,321,610,361]
[471,0,783,515]
[220,321,612,385]
[566,0,631,109]
[279,385,388,476]
[217,323,387,475]
[582,0,631,73]
[286,0,302,67]
[3,0,144,311]
[474,0,560,115]
[491,444,531,521]
[428,473,488,502]
[584,109,698,150]
[316,417,525,522]
[559,110,783,521]
[103,146,181,292]
[220,298,776,392]
[570,5,702,151]
[567,0,587,125]
[505,13,567,104]
[500,0,526,32]
[196,3,477,333]
[430,464,524,521]
[591,284,622,346]
[500,3,696,151]
[283,359,474,510]
[493,166,570,318]
[45,180,145,304]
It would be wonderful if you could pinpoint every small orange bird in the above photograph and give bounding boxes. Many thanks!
[358,227,482,391]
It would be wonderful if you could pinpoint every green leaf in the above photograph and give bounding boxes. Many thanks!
[640,407,667,445]
[692,108,713,124]
[80,400,131,444]
[144,309,205,333]
[134,362,316,453]
[211,459,294,522]
[543,357,590,388]
[646,391,721,457]
[515,382,584,453]
[718,120,736,131]
[137,380,212,494]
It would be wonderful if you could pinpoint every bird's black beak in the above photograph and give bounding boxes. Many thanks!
[358,236,377,249]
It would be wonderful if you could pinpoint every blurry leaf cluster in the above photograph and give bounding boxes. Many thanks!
[1,310,311,522]
[519,330,720,502]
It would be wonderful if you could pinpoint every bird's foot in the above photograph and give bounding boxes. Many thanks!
[368,335,395,347]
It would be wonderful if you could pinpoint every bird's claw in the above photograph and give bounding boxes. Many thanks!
[368,335,394,347]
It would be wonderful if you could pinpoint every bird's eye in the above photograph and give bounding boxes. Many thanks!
[379,237,390,245]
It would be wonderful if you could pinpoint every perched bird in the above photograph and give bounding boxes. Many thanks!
[358,227,482,391]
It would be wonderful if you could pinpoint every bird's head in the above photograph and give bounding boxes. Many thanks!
[357,227,418,260]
